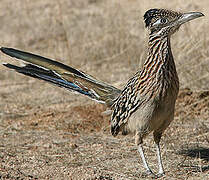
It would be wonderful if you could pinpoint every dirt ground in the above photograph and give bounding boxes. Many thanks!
[0,0,209,179]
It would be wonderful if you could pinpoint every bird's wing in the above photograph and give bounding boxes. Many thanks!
[111,71,143,136]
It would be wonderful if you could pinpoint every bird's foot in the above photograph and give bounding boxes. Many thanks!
[141,170,155,178]
[141,171,165,179]
[156,172,165,178]
[146,169,153,175]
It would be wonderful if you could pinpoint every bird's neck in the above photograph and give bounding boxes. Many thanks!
[147,34,172,64]
[141,34,176,76]
[139,34,179,95]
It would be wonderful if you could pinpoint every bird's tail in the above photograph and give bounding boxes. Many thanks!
[1,47,121,107]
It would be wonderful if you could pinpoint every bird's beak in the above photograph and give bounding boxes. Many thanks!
[177,12,204,25]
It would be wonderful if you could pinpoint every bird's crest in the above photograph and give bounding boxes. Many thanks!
[144,9,180,28]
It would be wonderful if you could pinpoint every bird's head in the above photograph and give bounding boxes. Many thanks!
[144,9,204,37]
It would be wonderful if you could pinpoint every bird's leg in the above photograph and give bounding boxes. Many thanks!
[153,131,165,177]
[138,144,153,175]
[155,142,165,177]
[136,133,153,176]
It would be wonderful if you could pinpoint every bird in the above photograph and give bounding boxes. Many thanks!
[1,9,204,177]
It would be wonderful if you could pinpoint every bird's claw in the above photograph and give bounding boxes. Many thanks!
[156,172,165,178]
[141,170,155,178]
[141,170,165,179]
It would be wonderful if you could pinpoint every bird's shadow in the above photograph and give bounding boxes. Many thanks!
[177,146,209,172]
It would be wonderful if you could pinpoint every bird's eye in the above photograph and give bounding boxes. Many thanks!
[152,18,168,27]
[160,18,168,24]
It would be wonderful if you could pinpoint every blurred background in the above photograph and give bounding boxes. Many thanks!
[0,0,208,179]
[1,0,209,90]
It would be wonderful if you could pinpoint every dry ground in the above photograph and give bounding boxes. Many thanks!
[0,0,208,179]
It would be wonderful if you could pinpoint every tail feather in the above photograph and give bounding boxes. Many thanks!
[3,63,92,97]
[1,47,121,107]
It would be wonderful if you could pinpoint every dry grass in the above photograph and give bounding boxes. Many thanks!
[0,0,208,179]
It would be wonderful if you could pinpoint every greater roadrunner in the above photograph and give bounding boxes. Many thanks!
[1,9,204,177]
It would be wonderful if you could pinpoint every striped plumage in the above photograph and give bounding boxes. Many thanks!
[110,9,203,177]
[1,9,204,177]
[111,34,180,137]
